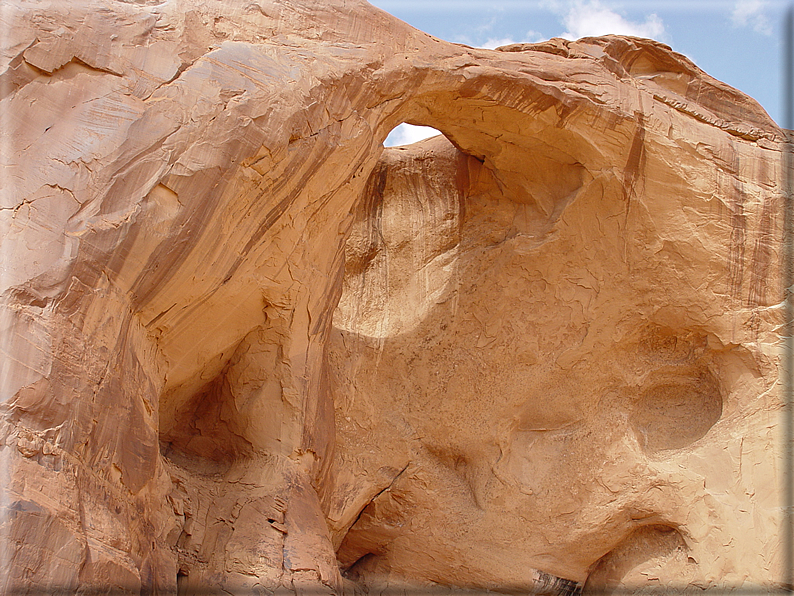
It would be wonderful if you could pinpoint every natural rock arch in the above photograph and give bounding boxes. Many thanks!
[0,0,785,594]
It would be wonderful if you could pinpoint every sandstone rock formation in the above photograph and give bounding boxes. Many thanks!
[0,0,789,594]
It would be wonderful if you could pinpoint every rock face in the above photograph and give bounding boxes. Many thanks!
[0,0,788,594]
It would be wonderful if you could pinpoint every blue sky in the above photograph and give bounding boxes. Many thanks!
[374,0,790,146]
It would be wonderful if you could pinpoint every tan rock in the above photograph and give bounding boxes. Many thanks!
[0,0,787,594]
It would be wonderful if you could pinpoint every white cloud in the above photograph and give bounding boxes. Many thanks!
[480,37,518,49]
[731,0,772,36]
[560,1,665,41]
[479,30,546,49]
[383,124,442,147]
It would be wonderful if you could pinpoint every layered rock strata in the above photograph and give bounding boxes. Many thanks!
[0,0,788,594]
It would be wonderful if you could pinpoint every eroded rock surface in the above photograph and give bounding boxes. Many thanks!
[0,0,788,594]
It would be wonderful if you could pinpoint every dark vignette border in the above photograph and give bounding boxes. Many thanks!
[784,4,794,596]
[0,587,790,596]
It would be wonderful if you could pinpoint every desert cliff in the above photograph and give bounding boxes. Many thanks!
[0,0,789,594]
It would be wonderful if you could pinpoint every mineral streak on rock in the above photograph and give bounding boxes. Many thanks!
[0,0,788,594]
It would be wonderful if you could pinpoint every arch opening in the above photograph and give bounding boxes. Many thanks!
[383,123,443,147]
